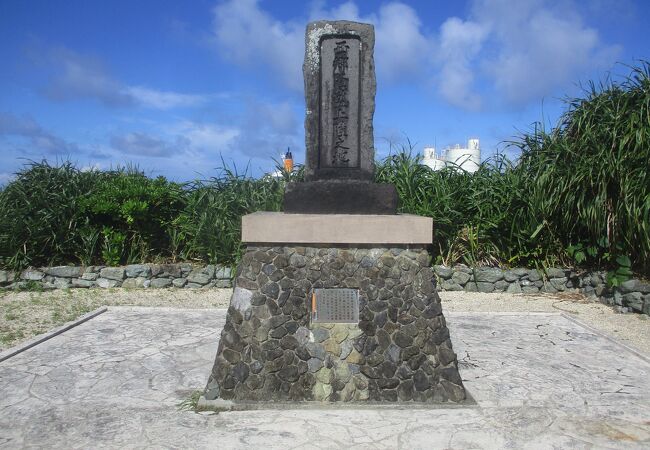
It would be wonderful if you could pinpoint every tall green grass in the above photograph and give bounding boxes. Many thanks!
[511,62,650,276]
[375,149,561,269]
[175,164,303,265]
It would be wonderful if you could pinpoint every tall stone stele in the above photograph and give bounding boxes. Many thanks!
[199,21,466,410]
[283,20,398,214]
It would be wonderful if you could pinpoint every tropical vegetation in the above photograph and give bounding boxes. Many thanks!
[0,62,648,282]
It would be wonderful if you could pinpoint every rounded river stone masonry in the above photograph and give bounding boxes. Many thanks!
[203,246,466,403]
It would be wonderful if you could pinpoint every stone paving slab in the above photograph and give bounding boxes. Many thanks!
[0,307,649,449]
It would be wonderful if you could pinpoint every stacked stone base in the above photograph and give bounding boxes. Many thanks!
[202,246,466,404]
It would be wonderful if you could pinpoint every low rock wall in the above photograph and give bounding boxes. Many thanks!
[433,265,650,315]
[0,264,233,290]
[2,263,648,316]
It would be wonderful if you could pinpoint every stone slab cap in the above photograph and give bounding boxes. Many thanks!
[241,212,433,244]
[304,20,375,181]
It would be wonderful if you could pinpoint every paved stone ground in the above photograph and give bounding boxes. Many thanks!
[0,306,649,449]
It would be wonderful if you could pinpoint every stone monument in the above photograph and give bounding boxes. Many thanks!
[283,20,398,214]
[199,21,466,409]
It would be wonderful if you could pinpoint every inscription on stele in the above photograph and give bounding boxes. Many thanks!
[319,36,360,169]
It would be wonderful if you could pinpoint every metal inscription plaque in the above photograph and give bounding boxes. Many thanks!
[319,36,361,169]
[311,288,359,323]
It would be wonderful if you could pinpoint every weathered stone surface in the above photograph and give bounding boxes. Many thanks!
[503,270,520,282]
[125,264,151,278]
[451,271,470,285]
[623,292,644,312]
[81,272,99,281]
[521,285,539,294]
[433,265,453,279]
[475,282,495,293]
[44,266,83,278]
[20,269,44,281]
[172,278,187,288]
[546,268,566,279]
[71,278,94,288]
[100,267,125,281]
[474,268,503,283]
[150,278,172,289]
[550,278,568,291]
[620,279,650,294]
[122,277,147,289]
[303,20,376,182]
[203,245,465,404]
[506,282,522,294]
[527,270,541,282]
[283,181,398,214]
[440,280,463,291]
[96,278,120,288]
[187,271,211,285]
[215,267,232,279]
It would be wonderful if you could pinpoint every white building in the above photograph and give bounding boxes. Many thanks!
[422,138,481,173]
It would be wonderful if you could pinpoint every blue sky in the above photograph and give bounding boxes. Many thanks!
[1,0,648,183]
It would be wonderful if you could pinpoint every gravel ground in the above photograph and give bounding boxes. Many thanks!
[1,288,648,356]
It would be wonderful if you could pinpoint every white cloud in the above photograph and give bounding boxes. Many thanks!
[210,0,620,110]
[372,3,431,81]
[436,17,488,109]
[212,0,304,90]
[0,112,80,154]
[445,0,621,106]
[110,132,189,157]
[39,46,209,110]
[125,86,207,109]
[234,99,300,158]
[171,121,240,152]
[212,0,433,88]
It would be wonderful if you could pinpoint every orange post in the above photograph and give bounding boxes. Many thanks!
[283,148,293,173]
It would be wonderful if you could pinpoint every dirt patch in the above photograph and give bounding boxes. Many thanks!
[0,288,231,350]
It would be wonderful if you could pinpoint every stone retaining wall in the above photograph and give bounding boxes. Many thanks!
[434,265,650,315]
[2,262,647,316]
[0,264,233,290]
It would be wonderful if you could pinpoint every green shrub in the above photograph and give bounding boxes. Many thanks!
[79,168,185,264]
[0,161,98,269]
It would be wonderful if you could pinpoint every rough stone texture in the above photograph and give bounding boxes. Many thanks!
[285,20,397,214]
[303,21,375,182]
[433,265,650,316]
[99,267,125,281]
[2,263,233,290]
[125,264,151,278]
[283,181,397,214]
[20,269,44,281]
[43,266,84,278]
[203,246,466,404]
[150,278,173,289]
